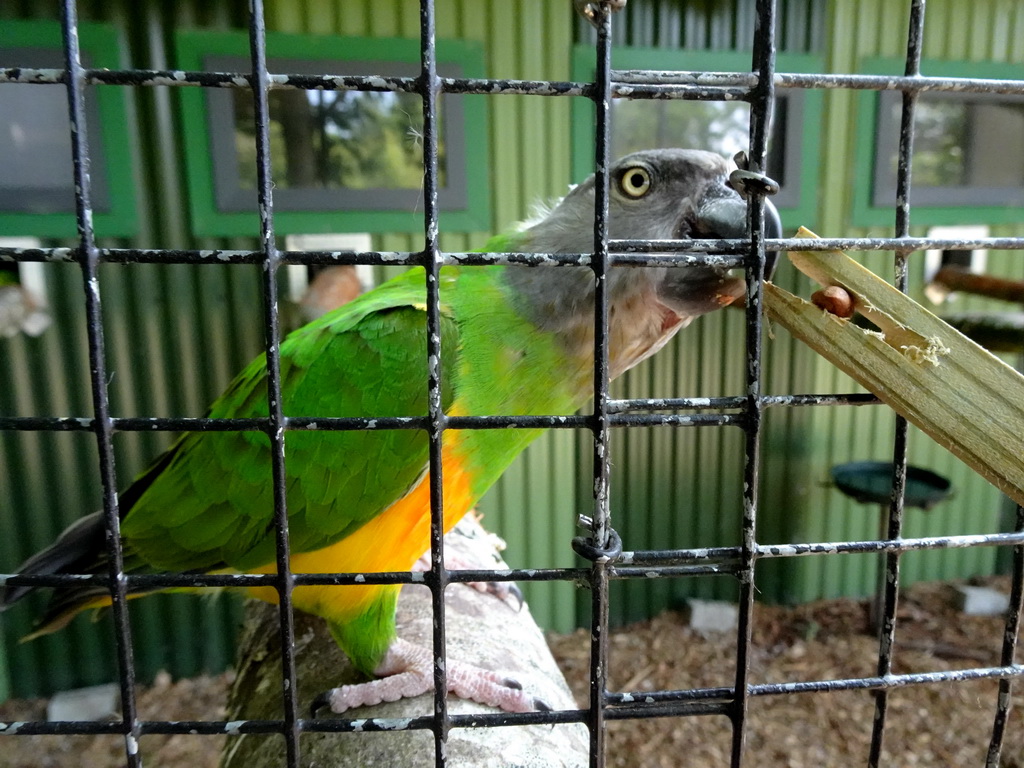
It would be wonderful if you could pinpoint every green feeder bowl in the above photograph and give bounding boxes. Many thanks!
[831,461,952,511]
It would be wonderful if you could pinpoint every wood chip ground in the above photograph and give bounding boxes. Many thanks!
[2,577,1022,767]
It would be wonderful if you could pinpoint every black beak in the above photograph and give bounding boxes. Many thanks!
[656,187,783,320]
[694,193,782,281]
[763,200,782,280]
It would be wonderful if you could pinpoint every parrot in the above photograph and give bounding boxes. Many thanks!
[0,264,51,338]
[1,149,780,714]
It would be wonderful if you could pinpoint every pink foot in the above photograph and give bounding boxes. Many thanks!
[313,639,545,714]
[413,550,523,609]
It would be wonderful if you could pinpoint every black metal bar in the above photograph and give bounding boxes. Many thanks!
[12,65,1024,98]
[868,3,926,765]
[986,503,1024,765]
[12,406,895,434]
[612,69,1024,95]
[5,3,1024,766]
[9,525,1024,597]
[57,2,142,765]
[609,85,752,101]
[608,392,881,414]
[7,654,1024,736]
[708,236,1024,252]
[589,12,615,550]
[9,236,1024,269]
[0,245,742,266]
[245,2,302,766]
[416,1,450,763]
[630,529,1024,562]
[9,663,1024,737]
[0,412,743,433]
[729,0,777,764]
[608,662,1024,709]
[0,67,598,97]
[582,6,617,767]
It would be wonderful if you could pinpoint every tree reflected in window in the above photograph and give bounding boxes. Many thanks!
[875,92,1024,206]
[233,89,445,192]
[908,99,968,188]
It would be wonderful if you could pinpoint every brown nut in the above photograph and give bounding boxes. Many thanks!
[811,285,855,318]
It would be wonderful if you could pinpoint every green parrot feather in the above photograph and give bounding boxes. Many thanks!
[3,149,778,694]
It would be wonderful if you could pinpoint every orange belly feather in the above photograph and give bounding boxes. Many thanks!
[33,436,477,639]
[247,437,475,621]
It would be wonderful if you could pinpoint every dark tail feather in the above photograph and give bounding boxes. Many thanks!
[1,511,109,621]
[2,445,182,632]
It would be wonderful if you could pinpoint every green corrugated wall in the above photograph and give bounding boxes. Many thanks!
[773,0,1024,604]
[1,1,263,699]
[2,0,1023,699]
[0,0,581,700]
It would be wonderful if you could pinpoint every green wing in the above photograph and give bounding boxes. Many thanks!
[478,229,528,254]
[119,268,457,573]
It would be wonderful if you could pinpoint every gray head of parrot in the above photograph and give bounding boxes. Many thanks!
[505,148,781,337]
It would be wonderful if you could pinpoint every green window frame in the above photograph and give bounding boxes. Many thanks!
[570,47,825,230]
[0,20,137,239]
[175,30,490,237]
[852,57,1024,228]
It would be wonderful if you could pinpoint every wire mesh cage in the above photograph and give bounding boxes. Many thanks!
[1,0,1024,766]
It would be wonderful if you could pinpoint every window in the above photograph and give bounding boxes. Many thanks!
[874,91,1024,208]
[854,58,1024,227]
[0,20,136,237]
[176,31,489,236]
[0,48,110,215]
[571,48,824,226]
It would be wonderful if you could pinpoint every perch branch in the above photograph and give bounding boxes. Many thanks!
[219,514,588,768]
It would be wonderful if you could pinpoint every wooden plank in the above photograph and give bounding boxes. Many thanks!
[764,229,1024,507]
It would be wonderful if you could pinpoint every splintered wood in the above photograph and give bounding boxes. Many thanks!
[763,228,1024,507]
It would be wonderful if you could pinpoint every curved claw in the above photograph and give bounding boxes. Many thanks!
[505,582,525,611]
[413,547,523,609]
[310,690,333,718]
[480,580,524,610]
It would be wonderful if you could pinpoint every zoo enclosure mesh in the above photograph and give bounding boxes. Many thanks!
[1,0,1024,766]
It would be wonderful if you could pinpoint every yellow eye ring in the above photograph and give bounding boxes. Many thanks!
[619,166,651,198]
